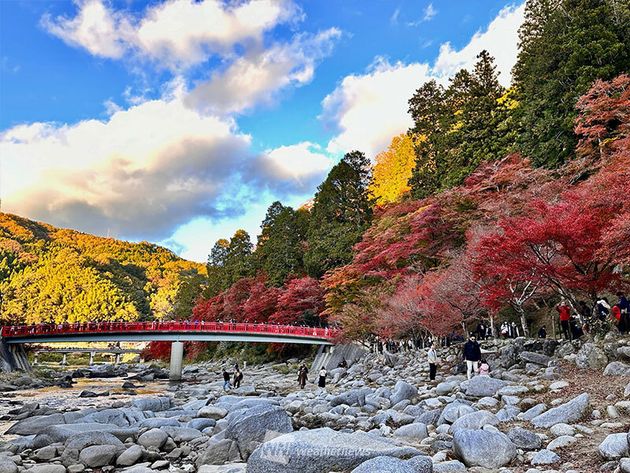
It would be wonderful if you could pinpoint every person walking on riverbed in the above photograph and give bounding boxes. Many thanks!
[222,369,232,391]
[463,334,481,380]
[318,367,327,391]
[427,342,439,381]
[297,363,309,389]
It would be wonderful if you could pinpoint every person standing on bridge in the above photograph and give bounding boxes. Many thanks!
[222,368,232,391]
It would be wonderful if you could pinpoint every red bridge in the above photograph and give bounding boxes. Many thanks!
[1,321,337,345]
[0,321,338,379]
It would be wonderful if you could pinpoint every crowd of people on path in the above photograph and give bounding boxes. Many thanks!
[555,292,629,340]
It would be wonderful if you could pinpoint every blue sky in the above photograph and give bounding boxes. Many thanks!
[0,0,524,261]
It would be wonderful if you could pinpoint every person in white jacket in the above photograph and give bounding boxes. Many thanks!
[427,342,439,381]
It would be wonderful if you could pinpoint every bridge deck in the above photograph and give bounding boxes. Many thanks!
[1,321,336,345]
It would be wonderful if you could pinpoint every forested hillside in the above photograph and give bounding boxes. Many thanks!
[0,213,205,324]
[189,0,630,345]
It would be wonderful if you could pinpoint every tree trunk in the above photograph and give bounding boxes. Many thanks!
[515,304,530,338]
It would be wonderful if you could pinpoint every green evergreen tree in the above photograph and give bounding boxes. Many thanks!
[304,151,373,277]
[206,238,229,297]
[513,0,630,166]
[256,201,307,286]
[224,229,254,285]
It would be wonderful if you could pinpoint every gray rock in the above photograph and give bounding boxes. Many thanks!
[520,352,551,366]
[519,403,546,421]
[432,460,466,473]
[530,393,589,428]
[507,427,542,450]
[452,429,516,469]
[32,423,138,449]
[621,458,630,473]
[599,433,629,460]
[198,406,228,420]
[162,426,203,442]
[138,428,168,449]
[437,402,476,425]
[351,457,409,473]
[604,361,630,376]
[547,435,577,451]
[576,343,608,370]
[0,459,17,473]
[65,431,124,450]
[330,388,372,407]
[393,423,429,442]
[116,445,144,466]
[435,381,459,396]
[27,466,66,473]
[196,439,241,466]
[33,445,57,461]
[530,449,560,465]
[138,417,180,429]
[450,410,499,433]
[464,376,508,398]
[198,465,247,473]
[188,418,216,431]
[390,381,418,405]
[224,403,293,460]
[131,396,172,411]
[247,427,421,473]
[5,413,65,435]
[79,445,117,467]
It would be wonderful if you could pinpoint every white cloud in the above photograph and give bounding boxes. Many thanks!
[42,0,300,69]
[185,29,341,114]
[433,4,524,85]
[1,91,331,241]
[423,3,437,22]
[323,58,431,159]
[322,3,525,159]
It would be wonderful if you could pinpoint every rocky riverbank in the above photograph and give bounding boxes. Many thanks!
[2,333,630,473]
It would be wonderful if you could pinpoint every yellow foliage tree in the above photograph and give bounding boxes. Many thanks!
[369,133,417,205]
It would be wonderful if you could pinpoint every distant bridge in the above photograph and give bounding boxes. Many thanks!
[0,321,337,379]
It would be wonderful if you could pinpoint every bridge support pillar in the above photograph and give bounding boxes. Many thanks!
[61,353,67,366]
[169,341,184,382]
[89,352,95,366]
[115,354,121,365]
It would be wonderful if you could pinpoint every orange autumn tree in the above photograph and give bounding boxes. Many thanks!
[369,133,418,205]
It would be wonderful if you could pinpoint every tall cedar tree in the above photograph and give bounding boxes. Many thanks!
[512,0,630,167]
[408,51,512,196]
[224,230,255,286]
[256,201,309,286]
[304,151,373,277]
[205,238,229,297]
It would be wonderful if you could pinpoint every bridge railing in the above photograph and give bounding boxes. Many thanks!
[0,321,337,340]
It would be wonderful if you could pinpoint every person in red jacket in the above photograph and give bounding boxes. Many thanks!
[612,304,623,332]
[556,299,572,340]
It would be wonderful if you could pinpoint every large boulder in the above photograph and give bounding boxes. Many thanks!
[0,458,17,473]
[604,362,630,376]
[437,402,476,425]
[116,445,144,466]
[61,431,124,466]
[531,449,560,466]
[5,413,65,435]
[351,456,432,473]
[463,377,508,398]
[452,429,516,469]
[530,393,589,428]
[450,411,499,433]
[575,343,608,370]
[79,445,117,468]
[138,428,168,449]
[390,381,418,405]
[598,433,629,460]
[519,351,551,366]
[198,406,228,420]
[247,427,421,473]
[224,403,293,459]
[32,423,138,449]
